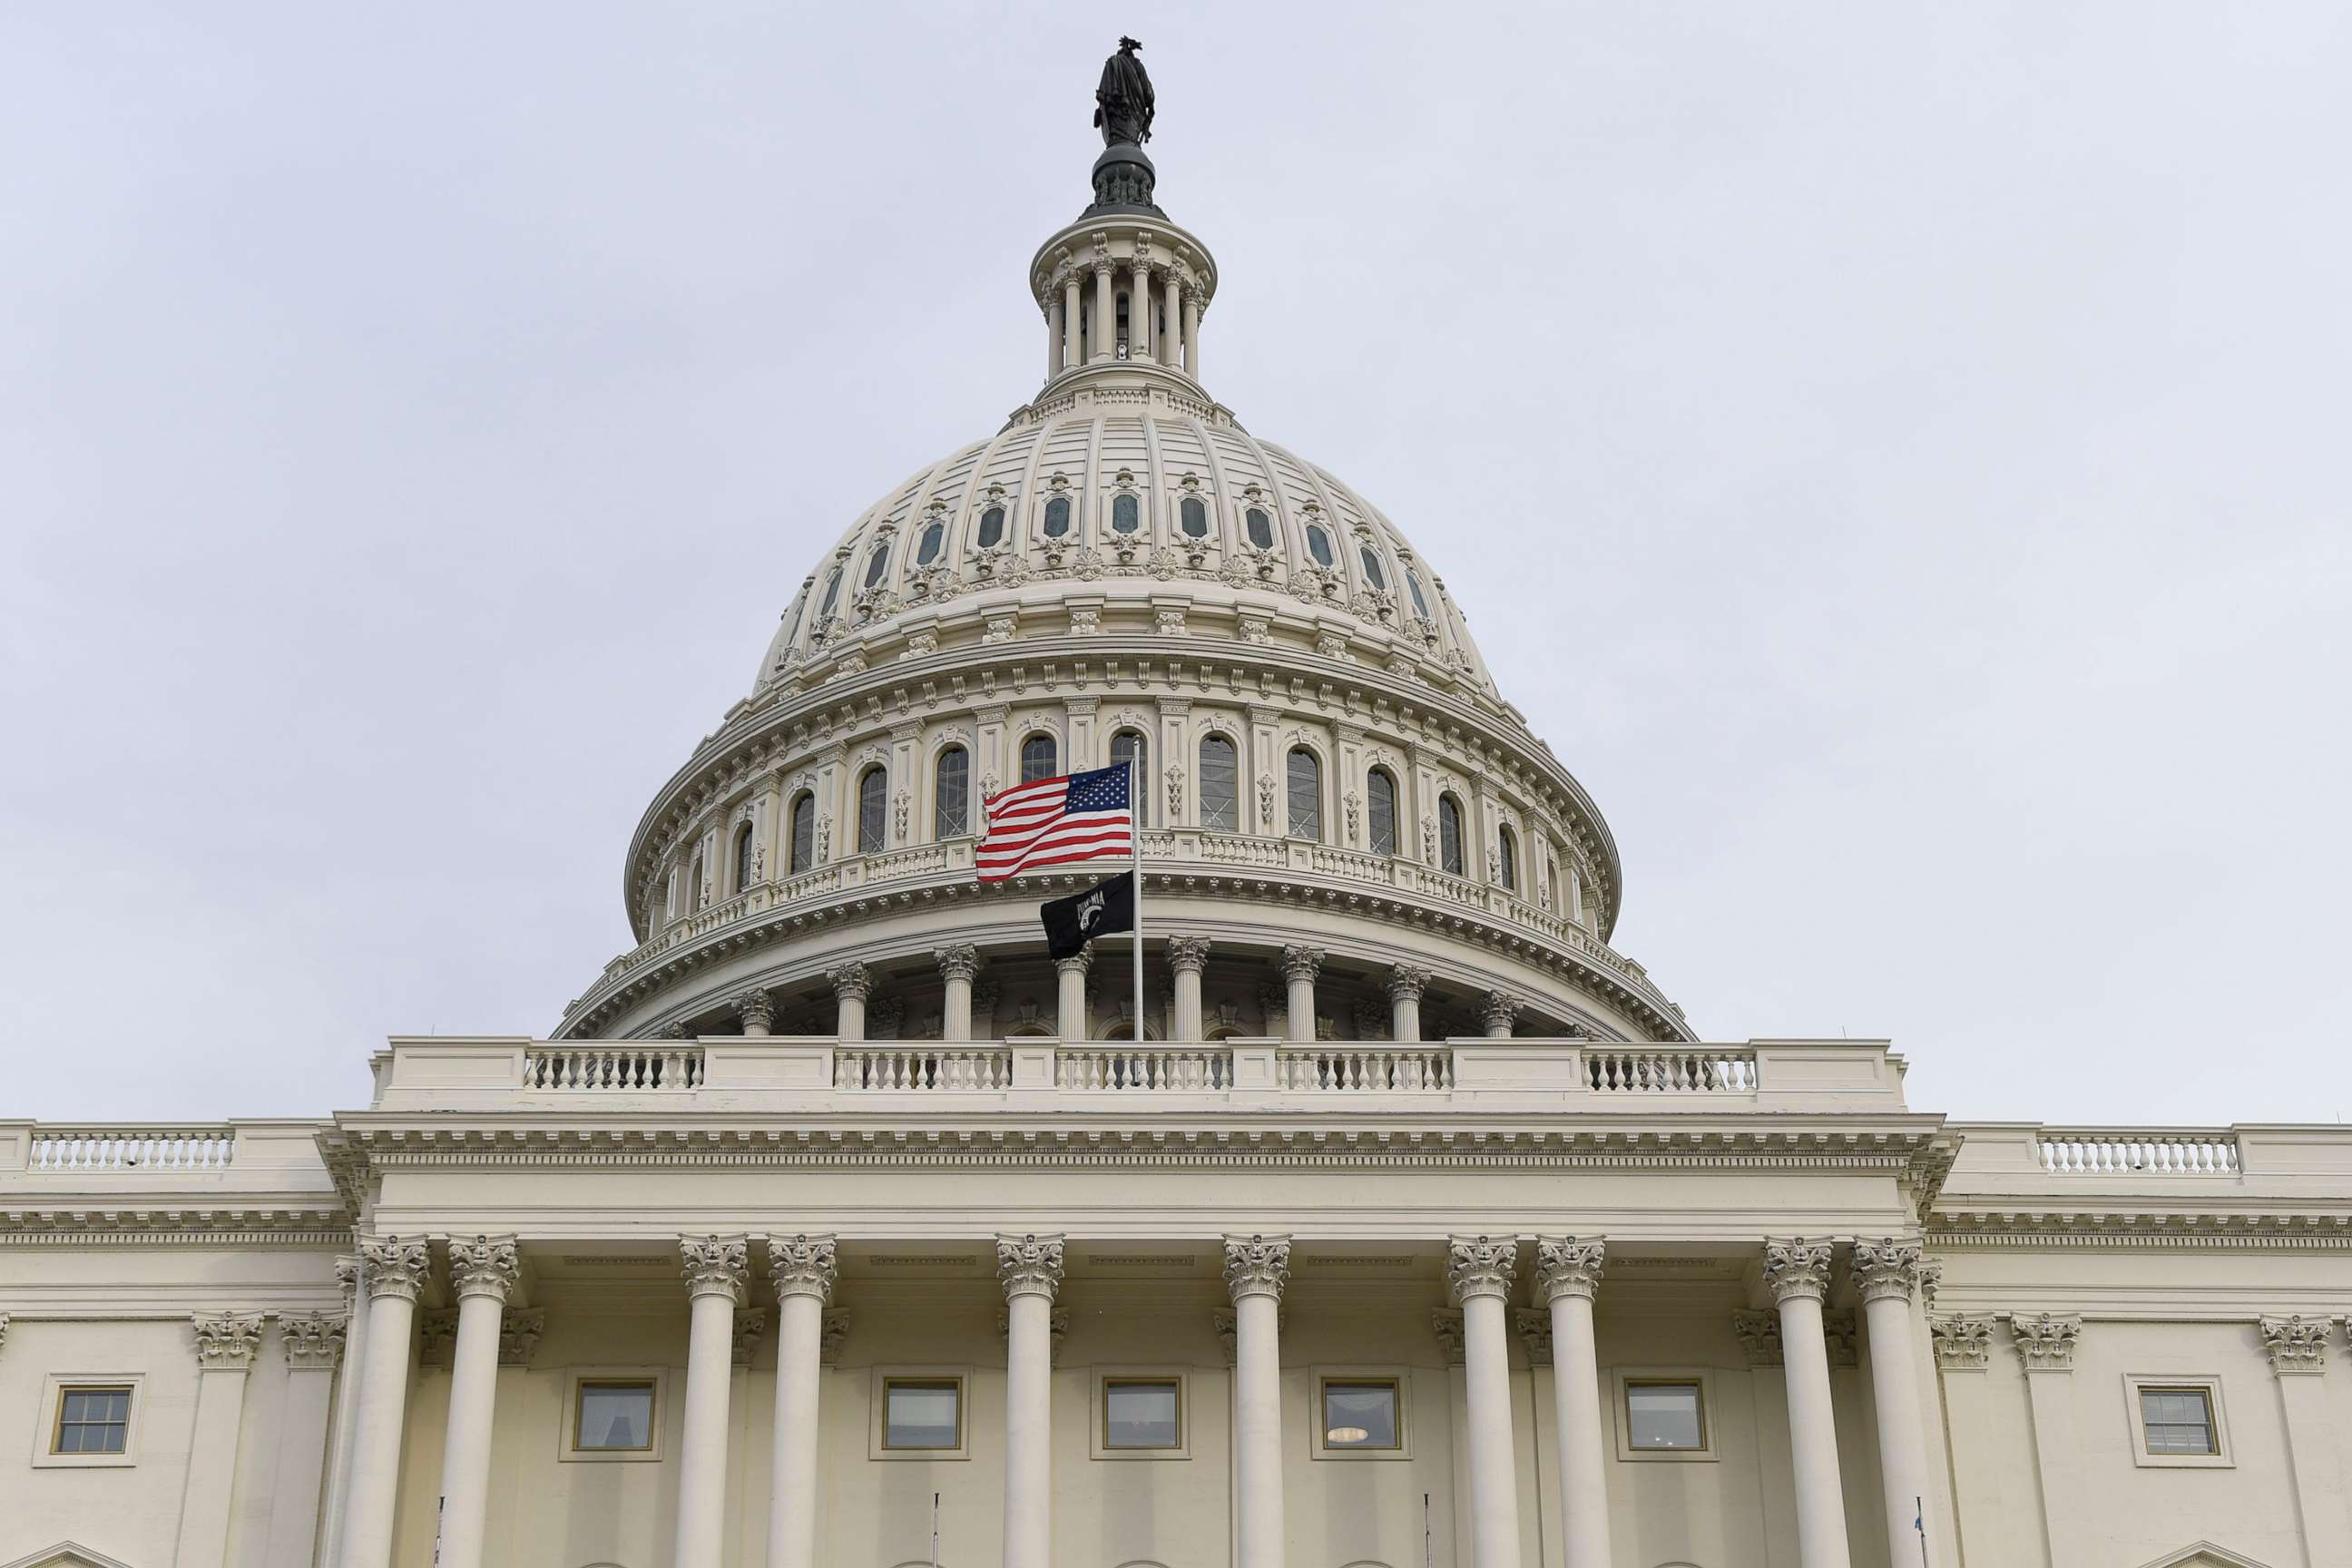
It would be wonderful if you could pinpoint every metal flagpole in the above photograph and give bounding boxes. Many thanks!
[1130,755,1145,1042]
[1916,1494,1928,1567]
[931,1491,939,1568]
[1423,1492,1433,1568]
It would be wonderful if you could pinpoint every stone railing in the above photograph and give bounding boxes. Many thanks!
[2036,1129,2241,1175]
[365,1035,1906,1114]
[23,1124,240,1171]
[580,830,1674,1028]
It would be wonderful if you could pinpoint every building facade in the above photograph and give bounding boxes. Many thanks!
[5,57,2349,1568]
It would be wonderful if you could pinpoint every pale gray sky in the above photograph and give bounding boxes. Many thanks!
[4,4,2347,1126]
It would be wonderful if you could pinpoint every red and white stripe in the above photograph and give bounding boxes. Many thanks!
[975,773,1132,882]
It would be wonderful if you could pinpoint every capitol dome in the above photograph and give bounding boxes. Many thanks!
[556,122,1690,1050]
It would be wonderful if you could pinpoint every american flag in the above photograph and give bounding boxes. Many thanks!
[977,763,1134,882]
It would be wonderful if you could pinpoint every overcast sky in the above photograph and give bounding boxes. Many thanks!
[4,4,2347,1127]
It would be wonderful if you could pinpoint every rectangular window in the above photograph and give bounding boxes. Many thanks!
[884,1378,964,1450]
[52,1386,132,1455]
[1625,1381,1706,1452]
[2140,1387,2218,1455]
[1320,1378,1401,1450]
[1102,1378,1181,1450]
[573,1380,655,1452]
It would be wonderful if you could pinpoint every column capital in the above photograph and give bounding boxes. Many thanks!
[732,989,775,1032]
[1386,964,1430,1002]
[1221,1234,1291,1302]
[1167,935,1212,975]
[499,1308,547,1368]
[2261,1313,2329,1375]
[359,1235,432,1302]
[1532,1235,1606,1302]
[996,1232,1065,1300]
[280,1311,348,1370]
[828,962,873,1002]
[1732,1308,1784,1367]
[1513,1308,1553,1366]
[1446,1234,1519,1303]
[2009,1310,2081,1372]
[1480,990,1523,1033]
[1279,944,1323,984]
[191,1310,265,1371]
[679,1234,750,1306]
[1055,949,1093,977]
[731,1308,769,1369]
[936,944,982,983]
[334,1251,363,1311]
[769,1234,839,1304]
[447,1233,521,1302]
[1849,1236,1925,1305]
[1762,1237,1834,1304]
[1930,1314,1994,1371]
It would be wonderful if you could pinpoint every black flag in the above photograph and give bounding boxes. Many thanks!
[1041,870,1135,960]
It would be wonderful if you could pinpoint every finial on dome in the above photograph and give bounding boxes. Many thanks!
[1087,37,1162,216]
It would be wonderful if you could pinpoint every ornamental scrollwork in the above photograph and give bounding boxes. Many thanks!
[2010,1311,2081,1372]
[1222,1234,1290,1302]
[996,1233,1065,1300]
[448,1233,521,1301]
[1446,1234,1519,1303]
[1930,1315,1993,1371]
[1732,1308,1783,1367]
[1514,1308,1553,1366]
[769,1234,839,1303]
[1532,1236,1605,1302]
[499,1308,546,1368]
[280,1312,348,1370]
[679,1234,750,1305]
[1762,1238,1833,1304]
[1849,1237,1925,1305]
[191,1311,265,1370]
[360,1236,432,1303]
[2261,1313,2329,1374]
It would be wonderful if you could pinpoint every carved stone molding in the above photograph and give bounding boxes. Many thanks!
[1849,1237,1924,1305]
[448,1233,521,1303]
[2010,1311,2082,1372]
[733,990,775,1033]
[1514,1308,1553,1367]
[1532,1236,1605,1303]
[1429,1308,1467,1366]
[1823,1309,1859,1367]
[819,1308,850,1366]
[1762,1238,1833,1305]
[281,1312,348,1370]
[1446,1234,1518,1303]
[1279,944,1324,985]
[1918,1255,1945,1311]
[769,1234,839,1303]
[333,1254,362,1313]
[1166,935,1212,975]
[996,1232,1065,1300]
[191,1311,264,1371]
[419,1309,459,1368]
[1221,1234,1290,1302]
[360,1236,432,1303]
[936,944,981,984]
[1386,964,1429,1003]
[1480,991,1522,1034]
[499,1308,546,1368]
[731,1307,769,1368]
[2260,1313,2329,1375]
[828,963,872,1003]
[680,1234,750,1306]
[1930,1314,1993,1372]
[1732,1308,1783,1367]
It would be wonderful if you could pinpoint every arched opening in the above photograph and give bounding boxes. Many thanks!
[1438,794,1465,877]
[788,792,816,876]
[1197,734,1238,830]
[1109,730,1149,827]
[935,746,970,839]
[1286,747,1322,840]
[731,821,754,893]
[1367,768,1398,857]
[857,767,887,853]
[1021,733,1059,783]
[1496,824,1519,894]
[687,851,705,910]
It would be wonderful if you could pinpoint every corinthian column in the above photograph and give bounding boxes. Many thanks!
[1091,250,1115,363]
[672,1235,750,1568]
[766,1235,838,1568]
[1055,951,1091,1041]
[1223,1236,1290,1568]
[434,1235,520,1568]
[735,989,775,1039]
[1063,274,1083,369]
[1851,1239,1936,1568]
[1279,945,1322,1044]
[1163,271,1184,374]
[1765,1238,1851,1568]
[1387,965,1428,1043]
[1480,991,1521,1040]
[337,1236,430,1568]
[1168,936,1210,1040]
[937,945,980,1042]
[998,1233,1065,1568]
[830,963,871,1042]
[174,1312,264,1568]
[1534,1238,1612,1568]
[1447,1236,1524,1568]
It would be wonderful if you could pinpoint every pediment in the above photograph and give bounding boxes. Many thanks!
[2133,1544,2276,1568]
[0,1544,142,1568]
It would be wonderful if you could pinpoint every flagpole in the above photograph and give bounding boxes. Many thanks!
[1130,754,1145,1044]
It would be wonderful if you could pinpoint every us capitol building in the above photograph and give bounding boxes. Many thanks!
[5,45,2348,1568]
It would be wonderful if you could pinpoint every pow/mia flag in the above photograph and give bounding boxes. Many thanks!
[1041,870,1135,960]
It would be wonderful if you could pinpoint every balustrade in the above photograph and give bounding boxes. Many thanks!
[1056,1045,1231,1090]
[1277,1046,1453,1092]
[1585,1049,1758,1093]
[2038,1129,2240,1174]
[837,1047,1013,1091]
[524,1045,704,1091]
[28,1125,237,1171]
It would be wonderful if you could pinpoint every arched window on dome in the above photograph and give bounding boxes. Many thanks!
[857,766,887,854]
[1197,735,1238,831]
[1437,794,1465,877]
[1405,567,1432,620]
[915,520,944,565]
[1109,730,1149,828]
[935,746,970,839]
[1358,544,1387,591]
[1112,494,1141,535]
[976,506,1005,549]
[1043,496,1072,539]
[818,566,844,619]
[788,792,816,876]
[1544,848,1560,912]
[688,850,706,910]
[1496,824,1519,895]
[779,584,809,648]
[731,821,755,894]
[1021,733,1058,783]
[1304,522,1336,569]
[1367,768,1398,857]
[1244,508,1275,551]
[1180,496,1209,538]
[1286,748,1322,841]
[862,540,890,589]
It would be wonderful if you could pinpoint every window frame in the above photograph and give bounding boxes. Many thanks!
[1310,1368,1411,1461]
[1092,1367,1191,1460]
[1367,767,1398,857]
[560,1368,668,1463]
[934,745,972,840]
[1108,730,1150,828]
[1244,506,1275,551]
[1042,495,1073,539]
[2123,1373,2233,1468]
[787,791,816,876]
[1285,746,1323,842]
[731,820,755,894]
[1179,495,1210,539]
[1612,1367,1718,1463]
[857,765,888,854]
[975,505,1006,549]
[871,1367,971,1460]
[34,1374,142,1468]
[1197,733,1240,831]
[1437,794,1466,877]
[1496,823,1519,894]
[1020,733,1059,784]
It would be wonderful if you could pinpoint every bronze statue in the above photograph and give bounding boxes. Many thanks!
[1093,36,1154,147]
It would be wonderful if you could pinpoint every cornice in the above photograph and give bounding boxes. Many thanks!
[1929,1215,2352,1250]
[0,1215,350,1244]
